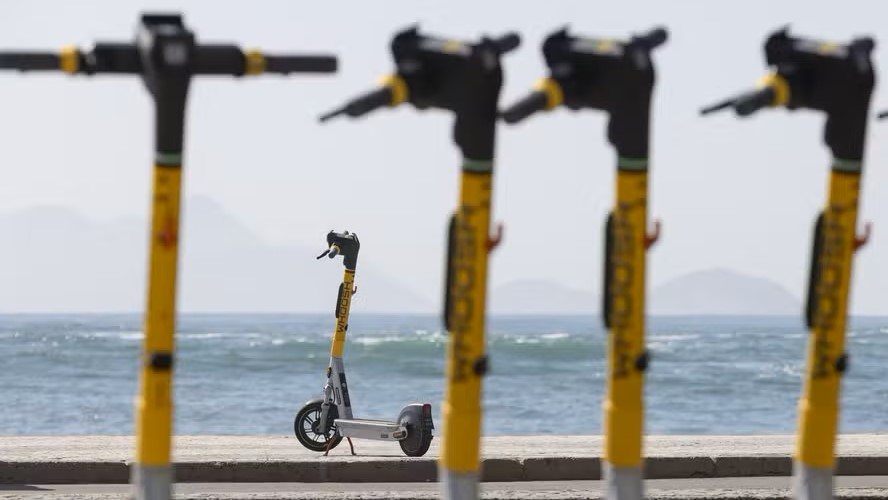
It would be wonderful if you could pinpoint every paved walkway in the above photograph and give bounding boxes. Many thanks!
[2,477,888,499]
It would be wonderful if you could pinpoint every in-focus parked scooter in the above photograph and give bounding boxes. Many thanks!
[294,230,435,457]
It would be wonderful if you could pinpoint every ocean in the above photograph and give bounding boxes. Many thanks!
[1,314,886,436]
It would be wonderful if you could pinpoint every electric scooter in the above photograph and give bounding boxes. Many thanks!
[700,28,875,500]
[0,14,337,500]
[294,230,435,457]
[501,26,667,500]
[319,26,520,500]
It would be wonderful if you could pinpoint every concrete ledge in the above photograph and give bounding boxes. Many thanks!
[0,462,129,484]
[521,457,600,481]
[836,457,888,477]
[647,457,716,479]
[481,458,527,482]
[2,434,886,484]
[1,492,886,500]
[713,456,790,477]
[4,456,886,485]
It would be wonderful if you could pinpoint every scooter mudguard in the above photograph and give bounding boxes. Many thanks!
[398,403,434,433]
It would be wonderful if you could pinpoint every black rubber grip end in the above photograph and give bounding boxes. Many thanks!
[501,91,548,124]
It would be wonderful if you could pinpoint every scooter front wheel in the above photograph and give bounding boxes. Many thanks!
[294,401,342,453]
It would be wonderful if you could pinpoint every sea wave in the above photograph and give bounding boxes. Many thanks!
[3,314,887,436]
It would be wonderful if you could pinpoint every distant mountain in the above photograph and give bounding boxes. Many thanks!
[491,269,801,316]
[490,280,596,315]
[650,268,800,316]
[0,197,434,313]
[2,201,801,317]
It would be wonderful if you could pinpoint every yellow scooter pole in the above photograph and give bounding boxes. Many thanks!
[317,231,360,456]
[320,26,519,500]
[500,26,667,500]
[701,28,875,500]
[0,13,337,500]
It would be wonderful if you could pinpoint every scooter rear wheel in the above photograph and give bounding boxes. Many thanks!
[294,401,342,453]
[397,410,433,457]
[399,431,432,457]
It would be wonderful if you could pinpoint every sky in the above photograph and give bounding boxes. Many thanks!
[2,0,888,314]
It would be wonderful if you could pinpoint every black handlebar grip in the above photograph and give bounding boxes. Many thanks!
[734,87,776,116]
[320,86,394,122]
[342,86,394,116]
[501,91,549,124]
[265,55,337,74]
[492,33,521,55]
[637,27,668,50]
[700,96,736,115]
[328,246,340,258]
[0,52,61,71]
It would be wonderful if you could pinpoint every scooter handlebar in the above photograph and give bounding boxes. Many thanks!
[195,46,338,75]
[264,54,338,74]
[319,86,394,122]
[492,33,521,55]
[315,245,341,260]
[634,27,668,50]
[700,87,775,117]
[500,90,548,124]
[734,87,776,116]
[319,31,518,124]
[193,45,245,74]
[0,45,337,77]
[0,52,63,71]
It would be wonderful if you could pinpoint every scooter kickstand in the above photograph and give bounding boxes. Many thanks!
[324,435,337,456]
[347,437,356,456]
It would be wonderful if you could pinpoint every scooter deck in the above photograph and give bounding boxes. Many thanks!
[335,418,406,441]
